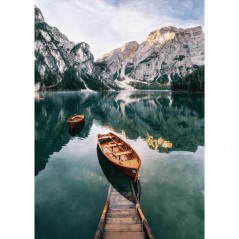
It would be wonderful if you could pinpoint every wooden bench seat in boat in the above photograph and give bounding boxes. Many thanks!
[106,143,123,147]
[113,151,132,156]
[99,135,116,140]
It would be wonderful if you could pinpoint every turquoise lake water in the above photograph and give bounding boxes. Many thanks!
[35,91,204,239]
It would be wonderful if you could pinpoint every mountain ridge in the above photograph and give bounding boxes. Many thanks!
[35,5,204,91]
[34,5,119,91]
[96,25,204,88]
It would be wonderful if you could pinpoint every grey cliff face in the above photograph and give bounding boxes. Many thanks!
[35,6,44,23]
[35,6,96,91]
[96,26,204,88]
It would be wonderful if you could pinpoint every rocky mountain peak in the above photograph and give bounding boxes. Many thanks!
[120,41,139,59]
[34,5,44,23]
[146,26,177,45]
[121,41,139,52]
[145,26,203,45]
[70,42,93,61]
[99,41,137,61]
[34,5,101,91]
[184,26,203,34]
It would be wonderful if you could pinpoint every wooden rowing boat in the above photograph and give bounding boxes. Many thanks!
[66,114,85,130]
[97,132,141,182]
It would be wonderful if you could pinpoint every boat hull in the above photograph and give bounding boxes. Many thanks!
[115,165,139,183]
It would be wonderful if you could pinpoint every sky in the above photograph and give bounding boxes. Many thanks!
[36,0,204,59]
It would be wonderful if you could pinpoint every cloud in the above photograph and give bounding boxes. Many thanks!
[35,0,204,58]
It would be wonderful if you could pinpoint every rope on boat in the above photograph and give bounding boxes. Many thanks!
[136,179,141,203]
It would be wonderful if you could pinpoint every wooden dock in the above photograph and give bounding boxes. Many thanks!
[94,182,155,239]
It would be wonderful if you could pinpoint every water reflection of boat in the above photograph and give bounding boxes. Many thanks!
[121,130,126,138]
[97,132,141,183]
[66,114,85,130]
[104,125,115,131]
[162,141,173,148]
[146,133,173,151]
[68,121,85,136]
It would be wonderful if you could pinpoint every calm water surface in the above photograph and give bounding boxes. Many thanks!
[35,91,204,239]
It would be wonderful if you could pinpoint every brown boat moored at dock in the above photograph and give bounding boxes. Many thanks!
[97,132,141,183]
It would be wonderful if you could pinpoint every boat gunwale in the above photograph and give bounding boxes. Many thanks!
[66,114,85,123]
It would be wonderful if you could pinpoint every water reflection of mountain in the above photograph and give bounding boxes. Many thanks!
[35,91,204,174]
[35,93,93,175]
[90,91,204,152]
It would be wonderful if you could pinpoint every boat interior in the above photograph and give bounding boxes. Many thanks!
[98,134,139,168]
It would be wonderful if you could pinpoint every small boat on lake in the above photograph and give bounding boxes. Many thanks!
[66,114,85,130]
[97,132,141,182]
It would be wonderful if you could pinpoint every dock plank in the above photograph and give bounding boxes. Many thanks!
[109,204,135,209]
[110,200,134,206]
[107,208,136,213]
[104,223,143,232]
[106,218,141,224]
[106,213,137,219]
[110,197,130,203]
[103,231,145,239]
